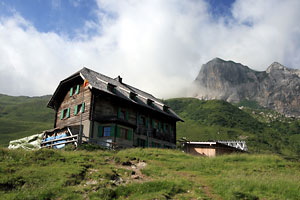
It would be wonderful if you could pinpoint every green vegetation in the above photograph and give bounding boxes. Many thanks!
[1,94,300,157]
[165,98,300,157]
[1,147,299,200]
[1,95,300,199]
[0,94,53,147]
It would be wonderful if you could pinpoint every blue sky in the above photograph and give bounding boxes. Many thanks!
[0,0,235,38]
[0,0,299,97]
[0,0,99,38]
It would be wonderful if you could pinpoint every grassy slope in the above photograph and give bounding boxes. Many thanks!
[0,94,53,147]
[0,147,299,200]
[1,94,299,157]
[165,98,300,157]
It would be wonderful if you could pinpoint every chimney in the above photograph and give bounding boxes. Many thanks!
[117,75,122,83]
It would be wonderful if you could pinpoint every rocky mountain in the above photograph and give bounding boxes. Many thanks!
[194,58,300,117]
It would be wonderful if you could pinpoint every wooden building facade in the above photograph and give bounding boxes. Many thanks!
[47,67,183,149]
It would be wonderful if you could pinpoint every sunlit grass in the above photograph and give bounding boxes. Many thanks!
[2,147,299,199]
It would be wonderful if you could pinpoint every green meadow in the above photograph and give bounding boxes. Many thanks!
[1,147,299,200]
[1,94,300,157]
[0,94,53,147]
[165,98,300,158]
[1,94,300,199]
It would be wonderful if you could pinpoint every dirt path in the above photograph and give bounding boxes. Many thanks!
[176,171,223,200]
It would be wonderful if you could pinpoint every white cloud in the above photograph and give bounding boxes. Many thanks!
[0,0,300,98]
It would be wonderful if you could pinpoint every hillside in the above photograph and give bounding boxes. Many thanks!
[1,147,300,200]
[165,98,300,157]
[0,94,53,147]
[194,58,300,117]
[1,94,300,157]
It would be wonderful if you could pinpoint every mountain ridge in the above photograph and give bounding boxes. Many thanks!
[194,58,300,117]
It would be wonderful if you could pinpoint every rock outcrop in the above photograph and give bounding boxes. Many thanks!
[194,58,300,117]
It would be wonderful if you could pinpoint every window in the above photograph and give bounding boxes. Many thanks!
[118,108,128,120]
[75,103,85,115]
[119,110,125,119]
[130,92,137,101]
[60,108,70,120]
[103,126,111,137]
[120,128,128,139]
[137,138,146,147]
[152,119,159,129]
[162,123,169,133]
[107,83,116,93]
[116,126,132,140]
[169,126,173,134]
[163,105,169,112]
[98,125,115,137]
[70,85,80,97]
[147,99,154,107]
[140,116,146,125]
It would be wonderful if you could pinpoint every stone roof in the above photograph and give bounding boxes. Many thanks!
[48,67,183,122]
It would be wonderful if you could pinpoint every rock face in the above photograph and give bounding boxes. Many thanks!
[194,58,300,117]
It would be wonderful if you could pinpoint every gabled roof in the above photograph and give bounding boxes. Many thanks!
[48,67,183,122]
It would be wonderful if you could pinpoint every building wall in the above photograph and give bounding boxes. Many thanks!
[135,111,176,147]
[91,92,177,148]
[188,147,216,157]
[55,84,92,138]
[93,96,136,125]
[186,145,243,157]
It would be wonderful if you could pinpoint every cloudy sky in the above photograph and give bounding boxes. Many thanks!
[0,0,300,98]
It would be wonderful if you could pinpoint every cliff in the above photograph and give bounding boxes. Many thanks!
[194,58,300,116]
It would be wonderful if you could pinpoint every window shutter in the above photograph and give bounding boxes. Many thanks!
[152,119,155,128]
[126,111,129,121]
[98,125,103,137]
[81,102,85,113]
[70,88,73,96]
[128,129,133,141]
[60,110,64,120]
[163,123,166,132]
[76,85,80,94]
[116,126,120,138]
[117,108,121,118]
[66,108,70,118]
[74,105,78,116]
[110,125,115,136]
[158,121,161,130]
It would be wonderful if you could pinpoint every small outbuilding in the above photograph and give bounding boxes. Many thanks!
[183,141,248,157]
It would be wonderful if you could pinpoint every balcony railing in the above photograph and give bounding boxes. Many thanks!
[41,135,78,148]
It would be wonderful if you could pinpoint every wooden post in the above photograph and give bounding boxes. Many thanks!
[79,84,85,145]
